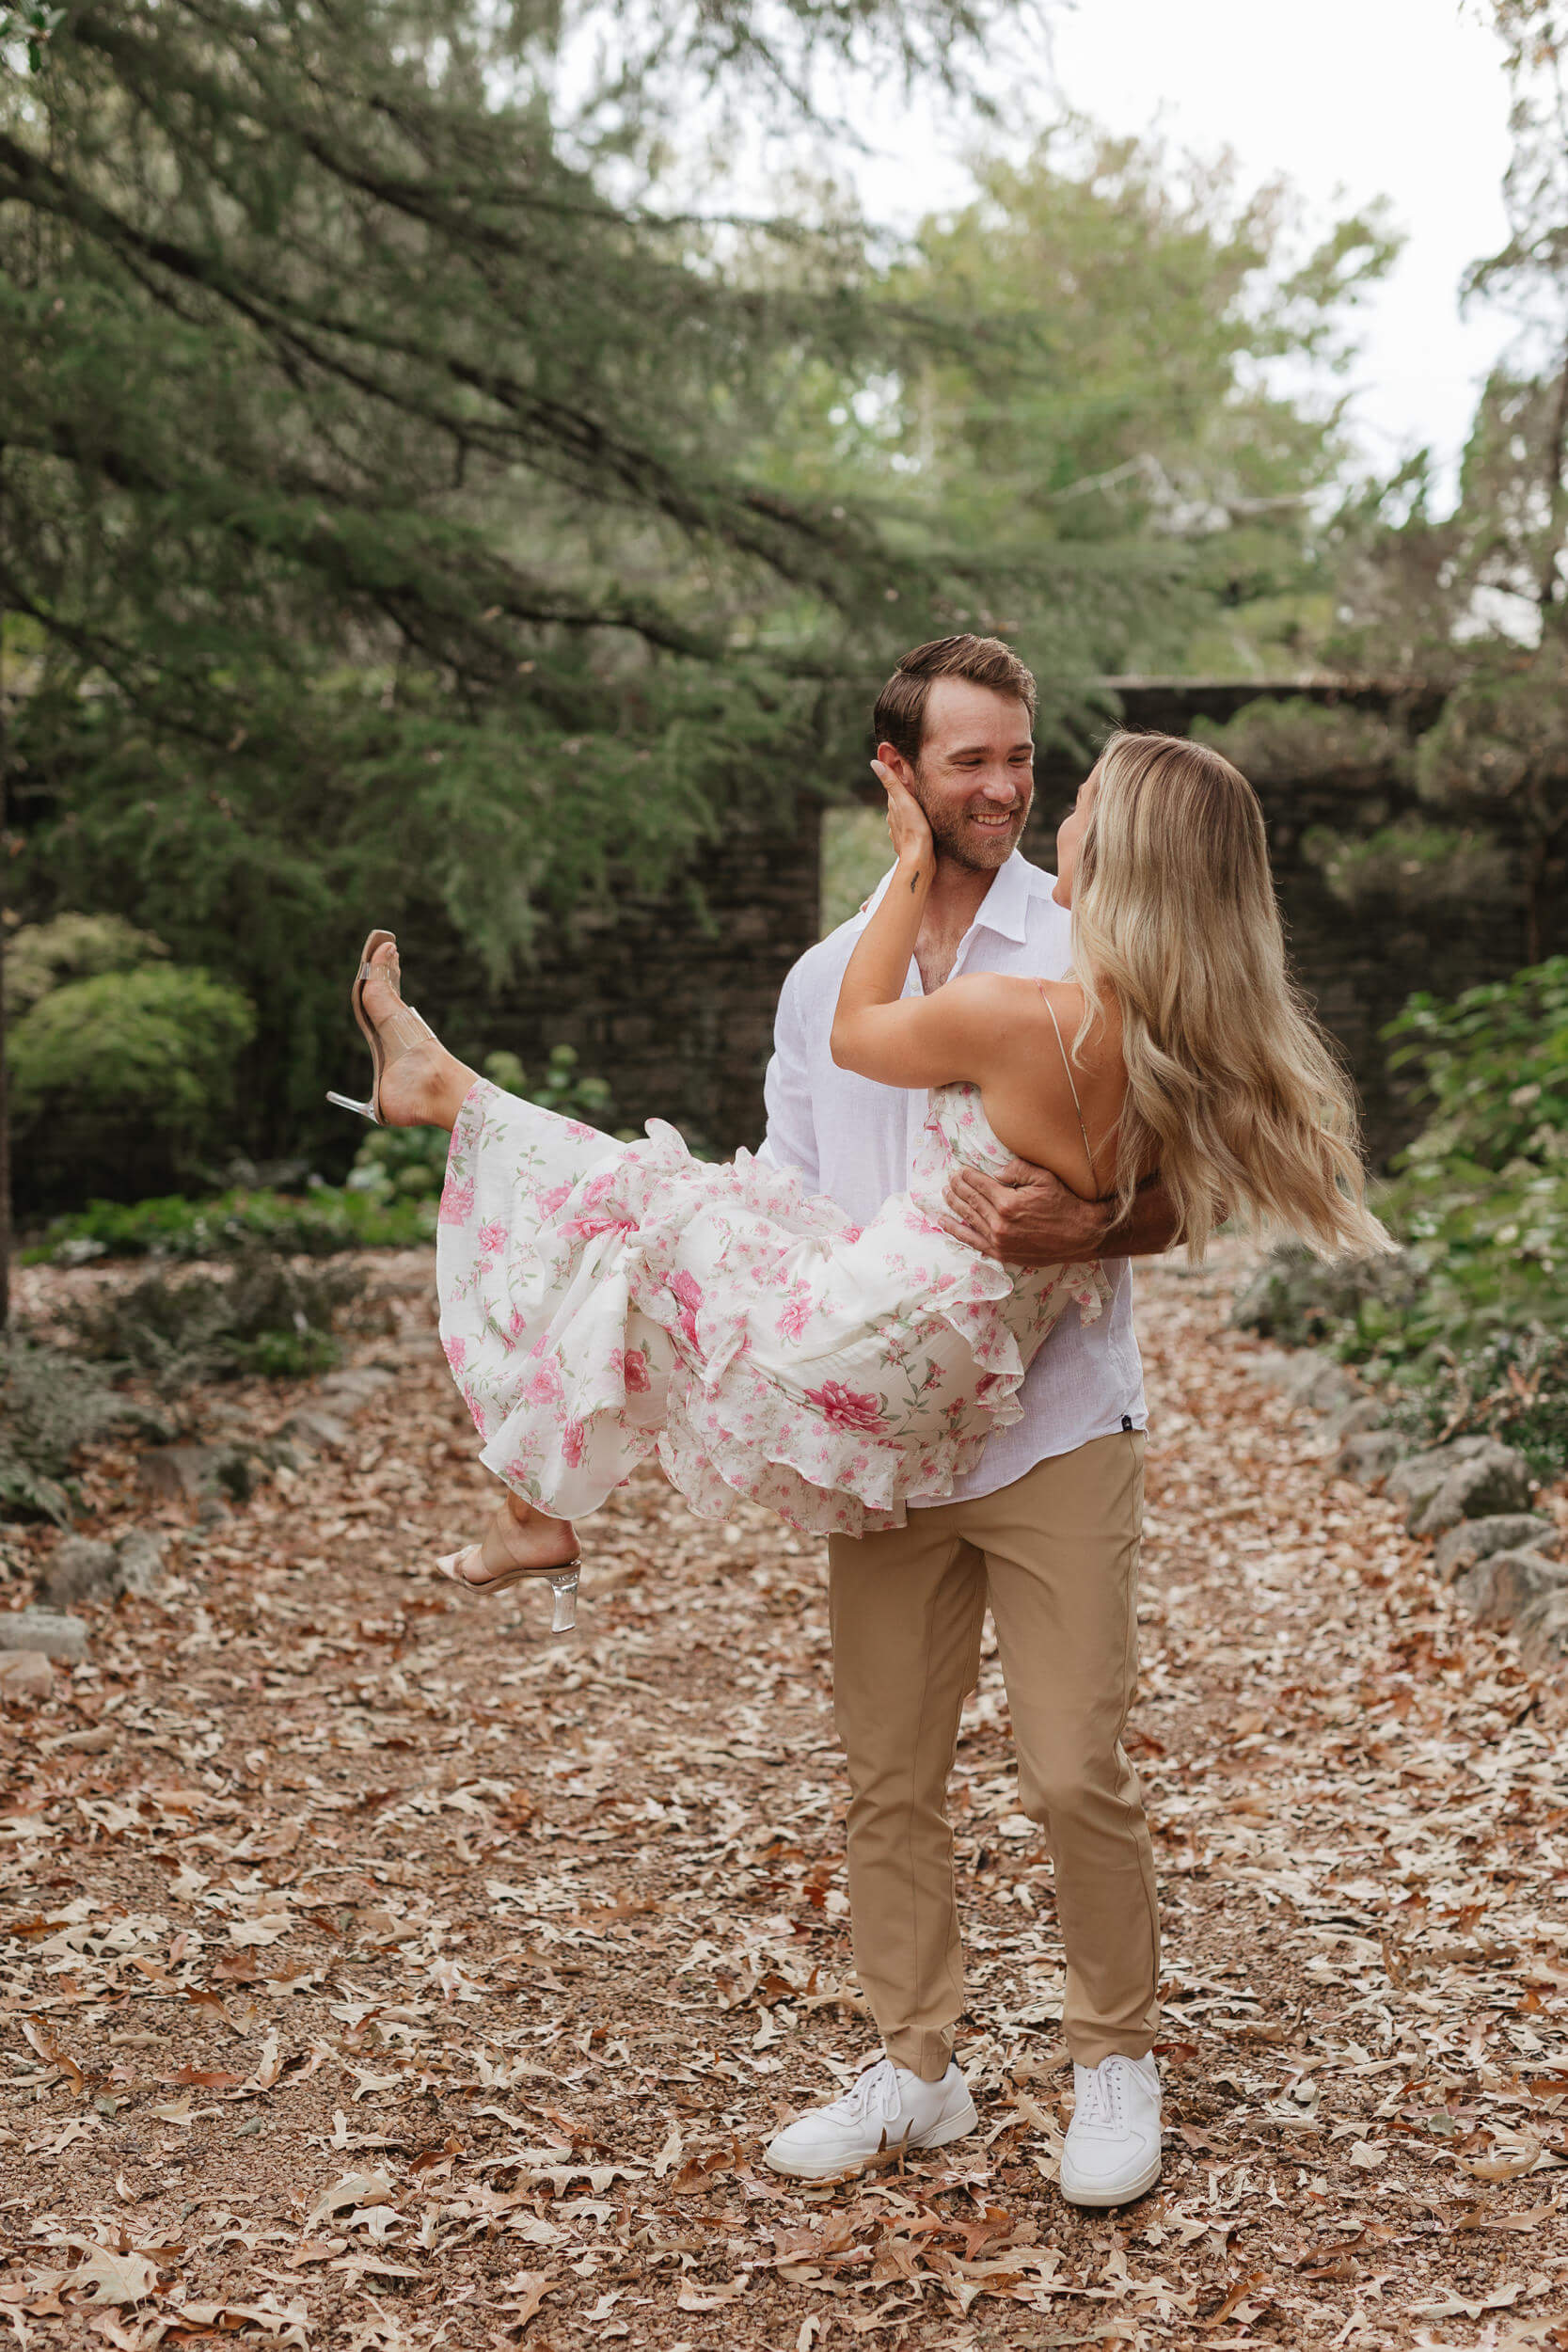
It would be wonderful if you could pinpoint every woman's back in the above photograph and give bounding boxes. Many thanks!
[967,977,1129,1202]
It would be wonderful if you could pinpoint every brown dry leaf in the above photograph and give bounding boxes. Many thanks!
[245,2029,284,2091]
[499,2270,554,2325]
[67,2250,161,2308]
[676,2280,749,2310]
[229,1916,293,1947]
[1460,2136,1545,2183]
[306,2169,395,2228]
[6,1237,1568,2346]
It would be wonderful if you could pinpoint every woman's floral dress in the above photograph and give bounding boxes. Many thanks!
[436,1080,1111,1537]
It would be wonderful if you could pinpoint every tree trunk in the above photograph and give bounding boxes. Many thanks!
[0,439,9,1331]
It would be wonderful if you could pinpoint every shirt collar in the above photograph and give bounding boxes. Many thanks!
[969,850,1036,944]
[859,848,1040,945]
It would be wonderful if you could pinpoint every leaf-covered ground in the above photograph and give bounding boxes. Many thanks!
[3,1246,1568,2352]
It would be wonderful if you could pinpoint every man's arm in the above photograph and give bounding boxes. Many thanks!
[756,965,820,1189]
[941,1161,1182,1267]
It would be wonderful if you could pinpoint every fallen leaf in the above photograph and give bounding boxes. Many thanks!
[67,2250,160,2308]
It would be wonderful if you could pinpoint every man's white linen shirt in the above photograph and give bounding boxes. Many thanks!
[757,848,1147,1503]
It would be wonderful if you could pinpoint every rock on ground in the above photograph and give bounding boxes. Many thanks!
[1383,1437,1535,1536]
[1433,1512,1560,1583]
[1453,1545,1568,1628]
[0,1648,55,1700]
[36,1530,165,1609]
[1518,1589,1568,1669]
[1332,1428,1404,1485]
[1384,1435,1497,1507]
[0,1607,86,1660]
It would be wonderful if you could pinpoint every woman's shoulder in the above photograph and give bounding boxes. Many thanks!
[1036,977,1124,1071]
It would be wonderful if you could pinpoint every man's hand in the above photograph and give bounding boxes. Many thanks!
[942,1159,1113,1266]
[942,1161,1181,1266]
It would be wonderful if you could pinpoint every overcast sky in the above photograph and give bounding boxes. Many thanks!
[842,0,1516,504]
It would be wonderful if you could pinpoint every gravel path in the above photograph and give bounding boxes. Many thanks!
[3,1246,1567,2351]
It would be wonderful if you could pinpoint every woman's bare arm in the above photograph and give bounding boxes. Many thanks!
[830,771,1016,1089]
[832,961,1023,1089]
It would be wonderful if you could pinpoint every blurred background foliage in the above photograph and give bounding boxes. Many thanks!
[1,0,1400,1208]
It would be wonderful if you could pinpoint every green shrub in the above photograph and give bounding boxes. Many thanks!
[0,1341,163,1523]
[1192,695,1410,787]
[1237,958,1568,1472]
[820,806,891,936]
[1384,957,1568,1176]
[485,1043,619,1129]
[24,1042,628,1266]
[10,962,257,1204]
[24,1183,436,1266]
[1298,819,1508,913]
[1230,1241,1420,1350]
[65,1248,369,1397]
[8,912,169,1016]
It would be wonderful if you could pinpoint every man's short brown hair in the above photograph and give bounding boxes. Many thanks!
[873,634,1037,766]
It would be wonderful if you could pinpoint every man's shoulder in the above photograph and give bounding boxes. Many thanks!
[781,920,863,1002]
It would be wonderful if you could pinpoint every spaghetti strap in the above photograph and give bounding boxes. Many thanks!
[1039,986,1099,1192]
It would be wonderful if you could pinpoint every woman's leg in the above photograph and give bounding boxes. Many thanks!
[359,939,581,1582]
[363,939,480,1132]
[443,1488,580,1582]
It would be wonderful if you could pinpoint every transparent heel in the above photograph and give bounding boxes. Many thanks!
[326,1089,377,1121]
[547,1570,579,1632]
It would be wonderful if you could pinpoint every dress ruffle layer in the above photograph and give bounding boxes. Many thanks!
[436,1081,1108,1538]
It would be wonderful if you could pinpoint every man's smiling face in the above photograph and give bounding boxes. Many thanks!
[879,676,1034,875]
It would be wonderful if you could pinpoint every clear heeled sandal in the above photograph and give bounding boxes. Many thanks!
[325,928,439,1125]
[436,1544,581,1630]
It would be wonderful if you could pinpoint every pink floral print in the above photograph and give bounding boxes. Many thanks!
[776,1282,813,1343]
[435,1077,1110,1537]
[439,1175,475,1228]
[668,1268,704,1352]
[802,1381,884,1433]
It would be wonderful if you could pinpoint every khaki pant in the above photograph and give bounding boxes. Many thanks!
[827,1429,1159,2079]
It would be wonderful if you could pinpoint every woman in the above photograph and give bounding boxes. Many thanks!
[329,731,1387,1624]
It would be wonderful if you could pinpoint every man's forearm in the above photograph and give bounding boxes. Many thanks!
[1099,1177,1180,1261]
[941,1165,1183,1268]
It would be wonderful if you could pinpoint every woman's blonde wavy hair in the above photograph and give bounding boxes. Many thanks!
[1071,729,1391,1263]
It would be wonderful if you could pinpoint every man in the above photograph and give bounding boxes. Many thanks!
[756,634,1178,2207]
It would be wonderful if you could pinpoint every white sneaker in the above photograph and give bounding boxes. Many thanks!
[1059,2053,1163,2206]
[763,2057,978,2180]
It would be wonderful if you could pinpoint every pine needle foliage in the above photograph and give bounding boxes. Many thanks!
[0,0,1028,1156]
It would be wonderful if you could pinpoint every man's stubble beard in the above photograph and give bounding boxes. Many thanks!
[913,771,1032,875]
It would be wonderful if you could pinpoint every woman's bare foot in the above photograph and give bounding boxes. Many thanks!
[361,940,478,1130]
[443,1491,579,1591]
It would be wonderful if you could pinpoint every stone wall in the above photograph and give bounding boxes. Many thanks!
[406,796,823,1156]
[410,678,1565,1166]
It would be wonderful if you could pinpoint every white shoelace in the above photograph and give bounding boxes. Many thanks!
[1074,2059,1128,2132]
[832,2058,903,2126]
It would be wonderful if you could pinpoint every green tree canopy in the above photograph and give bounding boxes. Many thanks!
[0,0,1051,1157]
[756,128,1397,692]
[1,2,1408,1186]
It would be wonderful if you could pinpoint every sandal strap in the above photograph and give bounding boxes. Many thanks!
[375,1000,437,1067]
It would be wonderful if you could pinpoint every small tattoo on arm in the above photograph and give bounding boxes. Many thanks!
[910,868,920,892]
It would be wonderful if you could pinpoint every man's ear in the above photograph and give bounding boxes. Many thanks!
[876,739,918,791]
